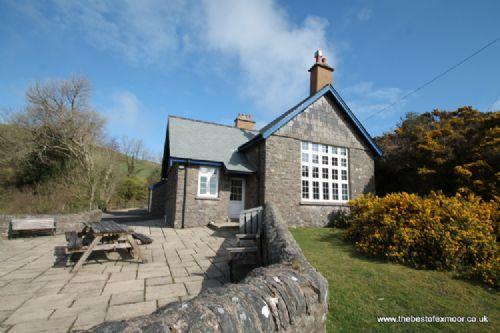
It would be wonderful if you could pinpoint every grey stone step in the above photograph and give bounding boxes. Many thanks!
[208,221,239,231]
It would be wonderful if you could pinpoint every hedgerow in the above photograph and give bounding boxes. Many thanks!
[345,192,499,287]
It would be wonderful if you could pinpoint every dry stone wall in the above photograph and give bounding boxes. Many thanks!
[83,202,328,333]
[0,210,102,239]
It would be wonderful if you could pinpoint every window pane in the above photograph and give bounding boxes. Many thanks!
[331,147,338,154]
[322,168,328,179]
[321,145,328,153]
[322,182,329,200]
[312,154,318,164]
[302,165,309,177]
[230,179,242,200]
[209,176,217,195]
[341,158,347,167]
[332,157,338,166]
[312,143,319,152]
[312,181,320,199]
[340,148,347,156]
[301,142,309,151]
[341,170,347,180]
[342,184,348,200]
[312,167,319,178]
[302,153,308,162]
[199,176,207,194]
[322,156,328,165]
[302,180,309,199]
[332,183,339,200]
[332,170,338,180]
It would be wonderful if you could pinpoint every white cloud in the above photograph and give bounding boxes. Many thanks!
[342,82,406,118]
[490,98,500,111]
[202,0,333,113]
[356,8,373,21]
[13,0,334,116]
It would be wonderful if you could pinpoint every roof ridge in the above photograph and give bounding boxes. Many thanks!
[168,115,258,133]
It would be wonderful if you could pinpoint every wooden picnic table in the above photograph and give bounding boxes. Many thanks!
[67,220,145,273]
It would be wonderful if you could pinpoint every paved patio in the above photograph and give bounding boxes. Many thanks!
[0,220,236,332]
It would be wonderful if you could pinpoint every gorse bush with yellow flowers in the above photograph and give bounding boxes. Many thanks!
[345,192,499,287]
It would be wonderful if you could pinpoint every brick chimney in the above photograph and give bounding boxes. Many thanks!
[234,114,255,130]
[308,50,334,95]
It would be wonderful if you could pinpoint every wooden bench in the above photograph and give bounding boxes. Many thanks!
[10,218,56,237]
[227,206,263,282]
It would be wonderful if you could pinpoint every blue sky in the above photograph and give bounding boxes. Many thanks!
[1,0,499,157]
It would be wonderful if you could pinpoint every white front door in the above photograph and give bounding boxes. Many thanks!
[229,178,245,219]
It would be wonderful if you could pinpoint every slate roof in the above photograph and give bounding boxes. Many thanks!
[239,84,383,156]
[163,84,382,176]
[166,116,257,173]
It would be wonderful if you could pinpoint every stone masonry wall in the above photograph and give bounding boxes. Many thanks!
[0,210,102,239]
[264,95,375,227]
[166,164,260,228]
[84,202,328,333]
[149,181,167,216]
[164,165,179,227]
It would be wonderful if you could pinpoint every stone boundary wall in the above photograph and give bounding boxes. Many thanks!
[84,202,328,333]
[0,210,102,239]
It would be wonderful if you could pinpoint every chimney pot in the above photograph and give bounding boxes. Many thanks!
[309,50,334,96]
[234,113,255,130]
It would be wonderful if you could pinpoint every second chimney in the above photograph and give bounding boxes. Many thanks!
[309,50,334,95]
[234,114,255,130]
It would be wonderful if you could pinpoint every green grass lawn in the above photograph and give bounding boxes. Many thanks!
[290,227,499,333]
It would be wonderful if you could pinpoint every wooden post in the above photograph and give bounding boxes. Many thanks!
[127,235,145,262]
[71,235,102,273]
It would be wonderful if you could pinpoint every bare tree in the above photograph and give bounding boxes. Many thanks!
[12,76,105,210]
[120,136,145,177]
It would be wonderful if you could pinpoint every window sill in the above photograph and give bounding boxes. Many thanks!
[300,201,349,207]
[195,196,220,201]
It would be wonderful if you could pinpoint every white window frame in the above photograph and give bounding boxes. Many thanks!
[197,166,219,198]
[300,141,349,203]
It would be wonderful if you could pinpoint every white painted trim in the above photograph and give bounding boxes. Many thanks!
[197,166,219,198]
[300,141,349,203]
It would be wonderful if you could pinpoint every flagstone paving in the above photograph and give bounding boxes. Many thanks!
[0,220,236,332]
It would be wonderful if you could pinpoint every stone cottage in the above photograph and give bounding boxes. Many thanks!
[150,51,382,228]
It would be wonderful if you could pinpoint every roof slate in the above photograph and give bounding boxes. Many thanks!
[168,116,257,173]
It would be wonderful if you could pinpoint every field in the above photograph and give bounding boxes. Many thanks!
[290,227,499,333]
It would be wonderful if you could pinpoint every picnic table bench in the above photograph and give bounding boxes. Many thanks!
[66,220,146,273]
[10,218,56,237]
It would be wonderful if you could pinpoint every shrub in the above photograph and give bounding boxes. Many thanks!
[327,209,350,228]
[345,192,499,287]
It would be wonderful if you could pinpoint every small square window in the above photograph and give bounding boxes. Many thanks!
[322,182,329,200]
[322,156,328,165]
[332,170,338,180]
[341,158,347,167]
[331,147,338,154]
[341,170,347,180]
[302,165,309,177]
[301,142,309,151]
[312,143,319,152]
[332,183,339,200]
[322,168,328,179]
[302,180,309,199]
[332,157,338,166]
[302,153,308,162]
[312,181,320,199]
[321,145,328,153]
[312,154,319,164]
[312,167,319,178]
[340,148,347,156]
